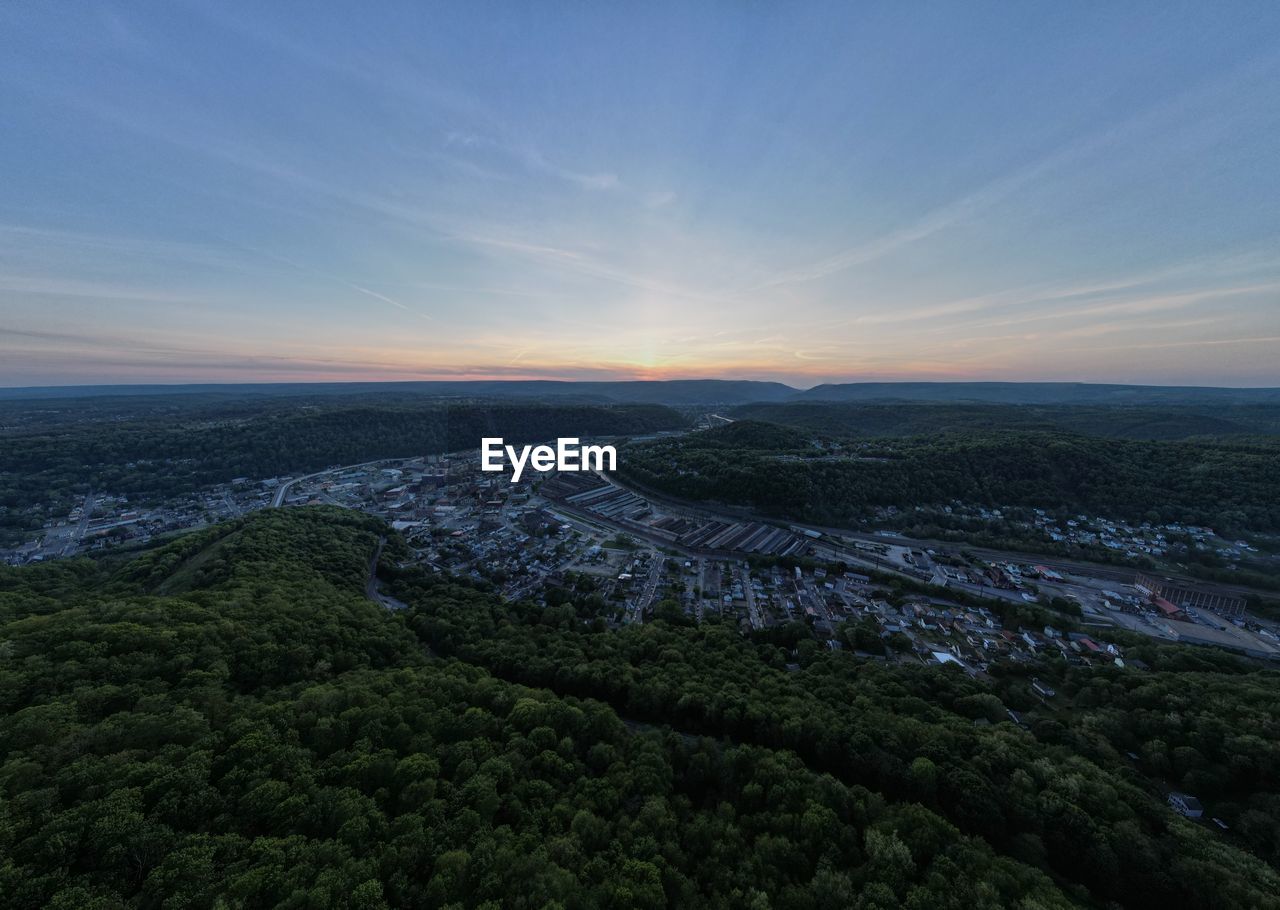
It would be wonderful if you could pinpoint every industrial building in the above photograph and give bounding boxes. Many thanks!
[1135,573,1246,619]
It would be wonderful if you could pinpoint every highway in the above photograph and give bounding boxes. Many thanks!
[271,459,399,507]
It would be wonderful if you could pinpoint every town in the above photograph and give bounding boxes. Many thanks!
[9,441,1277,669]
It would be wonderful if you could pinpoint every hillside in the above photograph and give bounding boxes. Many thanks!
[3,508,1278,906]
[0,379,799,406]
[680,419,814,450]
[796,382,1280,406]
[620,422,1280,535]
[7,379,1280,409]
[729,402,1280,441]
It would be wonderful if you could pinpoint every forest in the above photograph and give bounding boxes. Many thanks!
[728,402,1280,441]
[2,507,1278,908]
[0,400,686,543]
[619,419,1280,537]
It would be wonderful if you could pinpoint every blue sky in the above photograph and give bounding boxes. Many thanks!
[1,1,1278,387]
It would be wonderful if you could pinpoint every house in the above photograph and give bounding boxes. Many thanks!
[1031,678,1056,698]
[1168,793,1204,819]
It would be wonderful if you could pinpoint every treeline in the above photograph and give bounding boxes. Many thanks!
[620,420,1280,535]
[730,401,1280,440]
[1,507,1081,908]
[0,401,687,541]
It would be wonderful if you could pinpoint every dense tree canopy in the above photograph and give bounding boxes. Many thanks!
[729,402,1280,441]
[0,508,1104,908]
[391,560,1280,910]
[620,420,1280,536]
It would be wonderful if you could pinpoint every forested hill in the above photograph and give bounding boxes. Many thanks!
[0,379,799,406]
[729,402,1280,441]
[5,379,1277,406]
[3,507,1279,907]
[620,420,1280,535]
[680,419,813,450]
[0,401,687,543]
[795,382,1280,405]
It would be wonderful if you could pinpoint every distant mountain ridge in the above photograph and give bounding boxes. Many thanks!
[795,382,1280,405]
[0,379,798,406]
[1,378,1278,406]
[730,401,1280,439]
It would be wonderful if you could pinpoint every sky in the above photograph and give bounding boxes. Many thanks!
[1,1,1279,389]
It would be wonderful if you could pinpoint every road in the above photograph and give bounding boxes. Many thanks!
[271,444,495,508]
[741,565,763,629]
[365,537,408,611]
[688,559,706,621]
[271,459,397,507]
[629,554,664,623]
[62,490,95,556]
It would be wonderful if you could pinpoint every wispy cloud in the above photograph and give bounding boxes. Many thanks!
[0,273,206,305]
[27,87,700,310]
[757,51,1280,288]
[1068,335,1280,353]
[456,231,734,305]
[969,281,1280,331]
[212,241,435,321]
[185,2,626,200]
[345,283,429,318]
[444,129,620,192]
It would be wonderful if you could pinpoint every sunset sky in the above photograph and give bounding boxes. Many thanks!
[2,1,1279,388]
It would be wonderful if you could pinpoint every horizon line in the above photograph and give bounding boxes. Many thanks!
[3,377,1280,393]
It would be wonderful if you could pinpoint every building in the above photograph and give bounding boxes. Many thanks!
[1168,793,1204,819]
[1135,573,1245,619]
[1151,595,1187,621]
[1031,678,1056,698]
